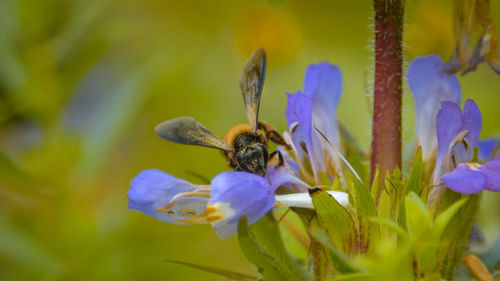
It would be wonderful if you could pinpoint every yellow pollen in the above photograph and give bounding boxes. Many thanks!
[466,162,481,171]
[274,201,284,207]
[205,205,218,214]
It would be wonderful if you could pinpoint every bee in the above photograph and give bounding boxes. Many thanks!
[155,48,288,178]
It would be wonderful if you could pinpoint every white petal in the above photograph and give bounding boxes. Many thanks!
[274,191,349,209]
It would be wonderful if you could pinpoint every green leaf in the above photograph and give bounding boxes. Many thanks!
[399,149,423,229]
[368,218,408,241]
[439,193,481,279]
[310,187,356,254]
[350,178,377,252]
[309,227,363,274]
[402,148,423,198]
[164,259,258,281]
[238,215,306,281]
[388,169,403,220]
[404,192,431,239]
[432,197,467,241]
[411,197,467,275]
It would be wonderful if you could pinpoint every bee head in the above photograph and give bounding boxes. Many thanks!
[236,143,268,176]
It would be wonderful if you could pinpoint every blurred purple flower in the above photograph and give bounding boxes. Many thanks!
[285,62,343,184]
[407,55,461,162]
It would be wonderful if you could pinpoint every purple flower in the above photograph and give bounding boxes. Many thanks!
[429,99,500,194]
[407,55,461,162]
[441,159,500,194]
[127,163,330,239]
[209,168,306,238]
[127,169,210,224]
[432,99,481,184]
[285,62,343,184]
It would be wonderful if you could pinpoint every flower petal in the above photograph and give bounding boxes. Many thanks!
[304,63,343,173]
[407,55,461,161]
[267,162,310,193]
[479,158,500,192]
[462,99,482,149]
[304,63,342,147]
[433,101,464,182]
[209,172,275,239]
[127,169,208,224]
[286,92,323,181]
[441,164,486,194]
[478,139,500,160]
[304,62,343,108]
[275,191,349,209]
[286,91,312,129]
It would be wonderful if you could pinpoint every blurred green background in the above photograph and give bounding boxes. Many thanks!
[0,0,499,280]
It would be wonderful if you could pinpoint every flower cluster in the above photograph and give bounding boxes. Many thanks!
[127,61,350,239]
[128,53,500,239]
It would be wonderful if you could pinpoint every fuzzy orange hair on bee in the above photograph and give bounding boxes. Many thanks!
[155,48,288,178]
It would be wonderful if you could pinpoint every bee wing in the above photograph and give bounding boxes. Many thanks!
[155,117,232,151]
[239,47,266,132]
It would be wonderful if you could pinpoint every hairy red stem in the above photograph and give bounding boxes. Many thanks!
[370,0,404,182]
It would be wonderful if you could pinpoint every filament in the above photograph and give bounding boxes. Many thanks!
[313,125,363,183]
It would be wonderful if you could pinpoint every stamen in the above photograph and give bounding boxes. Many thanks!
[156,207,174,214]
[313,125,364,183]
[157,191,211,213]
[206,215,222,222]
[460,137,470,150]
[283,131,316,184]
[169,215,211,224]
[169,191,211,204]
[446,129,469,171]
[299,141,308,153]
[193,185,211,191]
[451,154,457,170]
[178,208,197,215]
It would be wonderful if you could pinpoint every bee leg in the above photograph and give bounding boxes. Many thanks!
[234,163,243,171]
[267,130,290,149]
[258,121,291,149]
[269,150,284,167]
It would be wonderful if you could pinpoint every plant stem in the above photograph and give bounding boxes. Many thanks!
[370,0,404,182]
